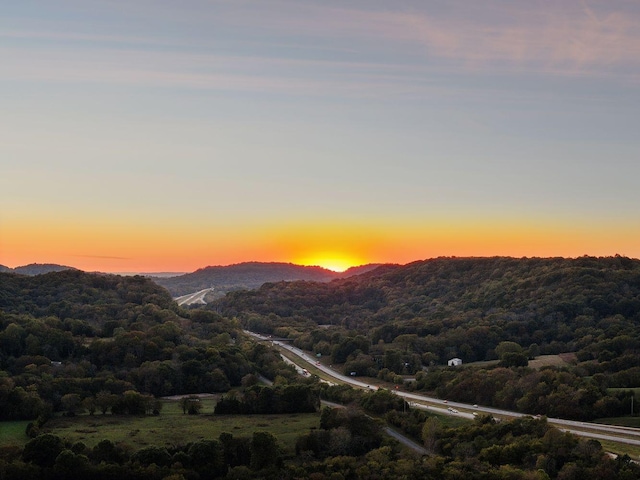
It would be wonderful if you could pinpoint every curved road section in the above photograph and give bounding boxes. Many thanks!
[246,331,640,447]
[175,288,213,306]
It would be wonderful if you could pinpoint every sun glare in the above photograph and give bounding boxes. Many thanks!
[297,254,361,273]
[319,262,349,273]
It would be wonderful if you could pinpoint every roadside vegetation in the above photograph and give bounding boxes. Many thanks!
[213,256,640,421]
[1,258,640,478]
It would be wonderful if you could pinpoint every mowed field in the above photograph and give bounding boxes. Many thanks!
[1,399,320,456]
[468,354,574,369]
[528,353,576,369]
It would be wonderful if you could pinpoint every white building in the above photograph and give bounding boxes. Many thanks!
[447,358,463,367]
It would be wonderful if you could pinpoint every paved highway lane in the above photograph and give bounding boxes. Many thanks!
[175,288,213,306]
[562,428,640,446]
[383,426,429,455]
[245,331,640,446]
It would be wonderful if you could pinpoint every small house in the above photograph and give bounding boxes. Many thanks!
[447,358,462,367]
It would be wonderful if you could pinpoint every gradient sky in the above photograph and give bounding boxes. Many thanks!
[2,0,639,272]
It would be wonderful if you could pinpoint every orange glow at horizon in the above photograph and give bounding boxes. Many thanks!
[2,213,640,273]
[295,254,365,272]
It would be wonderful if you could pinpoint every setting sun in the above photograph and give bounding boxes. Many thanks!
[2,1,640,274]
[296,254,363,273]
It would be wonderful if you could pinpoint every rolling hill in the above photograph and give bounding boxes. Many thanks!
[153,261,383,297]
[210,256,640,420]
[1,263,78,275]
[212,255,640,363]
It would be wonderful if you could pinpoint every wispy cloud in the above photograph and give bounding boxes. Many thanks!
[0,45,479,99]
[383,3,640,72]
[3,0,639,101]
[210,1,640,78]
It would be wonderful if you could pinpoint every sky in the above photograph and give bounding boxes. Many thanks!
[1,0,639,273]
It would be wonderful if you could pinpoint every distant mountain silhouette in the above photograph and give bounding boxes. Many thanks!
[153,261,383,297]
[2,263,78,275]
[340,264,387,278]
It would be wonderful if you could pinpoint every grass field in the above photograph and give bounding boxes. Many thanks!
[0,421,29,446]
[599,440,640,461]
[37,399,319,455]
[0,399,320,456]
[527,354,574,369]
[595,416,640,428]
[463,354,575,370]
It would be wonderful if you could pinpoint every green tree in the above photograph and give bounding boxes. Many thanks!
[250,431,279,470]
[61,393,83,416]
[501,351,529,368]
[54,449,90,475]
[383,350,404,373]
[23,433,65,467]
[91,439,128,465]
[0,323,26,357]
[360,389,405,415]
[131,446,172,467]
[422,416,441,453]
[188,439,226,477]
[495,341,524,359]
[82,396,96,415]
[180,395,203,415]
[95,390,117,415]
[111,390,149,415]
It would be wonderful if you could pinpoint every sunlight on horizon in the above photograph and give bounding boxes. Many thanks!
[296,254,363,273]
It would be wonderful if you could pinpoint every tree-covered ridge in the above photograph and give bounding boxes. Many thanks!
[154,261,383,297]
[5,263,79,276]
[3,268,640,478]
[0,270,303,421]
[0,270,176,325]
[212,256,640,420]
[215,256,640,361]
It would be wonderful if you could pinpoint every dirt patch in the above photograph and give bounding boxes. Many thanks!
[558,352,577,363]
[528,354,575,369]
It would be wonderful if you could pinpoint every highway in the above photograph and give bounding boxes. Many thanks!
[175,288,213,306]
[383,426,429,455]
[246,331,640,447]
[318,398,428,455]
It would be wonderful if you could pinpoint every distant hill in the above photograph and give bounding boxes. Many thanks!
[211,255,640,422]
[116,272,186,278]
[340,264,387,277]
[0,269,175,323]
[213,256,640,362]
[2,263,78,275]
[153,261,383,297]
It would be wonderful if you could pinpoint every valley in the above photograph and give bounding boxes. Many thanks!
[1,257,640,478]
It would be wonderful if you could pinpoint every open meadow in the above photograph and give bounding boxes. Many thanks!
[0,421,30,447]
[2,399,320,456]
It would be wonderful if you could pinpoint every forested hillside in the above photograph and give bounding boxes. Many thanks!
[0,270,175,324]
[0,271,298,421]
[0,263,77,275]
[2,265,640,479]
[154,262,382,297]
[213,256,640,419]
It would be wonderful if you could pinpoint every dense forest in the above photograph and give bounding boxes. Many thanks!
[2,262,640,478]
[0,270,303,421]
[212,256,640,420]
